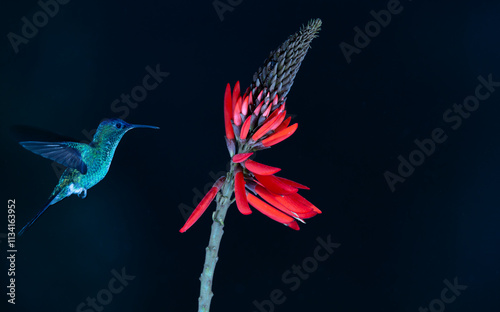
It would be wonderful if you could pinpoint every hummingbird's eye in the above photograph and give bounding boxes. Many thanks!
[115,123,122,129]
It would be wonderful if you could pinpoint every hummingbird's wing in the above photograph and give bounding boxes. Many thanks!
[19,141,88,174]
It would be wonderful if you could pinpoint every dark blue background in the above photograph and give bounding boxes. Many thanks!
[1,0,499,311]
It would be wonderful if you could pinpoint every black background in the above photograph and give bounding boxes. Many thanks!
[1,0,499,311]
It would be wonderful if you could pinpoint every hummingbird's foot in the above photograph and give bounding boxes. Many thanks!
[77,188,87,199]
[68,183,87,199]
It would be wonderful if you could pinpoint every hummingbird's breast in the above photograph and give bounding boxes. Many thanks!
[79,142,119,189]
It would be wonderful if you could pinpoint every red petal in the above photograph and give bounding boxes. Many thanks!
[274,116,291,133]
[269,111,286,132]
[262,123,298,147]
[247,193,296,226]
[179,187,218,233]
[271,192,314,214]
[232,81,240,110]
[251,110,282,141]
[255,182,316,219]
[262,101,273,117]
[235,172,252,215]
[233,97,242,126]
[254,185,306,219]
[287,221,300,230]
[289,193,322,214]
[232,152,253,163]
[256,90,264,103]
[254,174,298,195]
[240,116,252,140]
[241,95,249,116]
[272,94,279,106]
[253,101,264,116]
[224,83,235,140]
[245,159,281,175]
[293,210,318,219]
[278,104,285,113]
[276,177,310,190]
[264,105,283,123]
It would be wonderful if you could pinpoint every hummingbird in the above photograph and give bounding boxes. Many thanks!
[16,118,159,236]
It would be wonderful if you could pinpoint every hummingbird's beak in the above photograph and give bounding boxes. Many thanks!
[129,124,160,130]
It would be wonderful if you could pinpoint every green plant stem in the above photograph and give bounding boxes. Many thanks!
[198,167,235,312]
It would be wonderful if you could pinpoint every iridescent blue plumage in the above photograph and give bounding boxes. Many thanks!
[17,118,159,236]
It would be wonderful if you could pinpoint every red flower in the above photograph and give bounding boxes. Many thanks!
[180,82,321,233]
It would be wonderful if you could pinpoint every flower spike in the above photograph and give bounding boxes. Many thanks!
[182,18,323,312]
[182,19,321,233]
[251,18,322,105]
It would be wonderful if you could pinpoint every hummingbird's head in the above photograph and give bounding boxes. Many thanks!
[100,118,159,131]
[94,118,159,143]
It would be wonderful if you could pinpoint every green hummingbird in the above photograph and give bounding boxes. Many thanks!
[17,118,159,236]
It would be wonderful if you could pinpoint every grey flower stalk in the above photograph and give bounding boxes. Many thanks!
[180,19,322,312]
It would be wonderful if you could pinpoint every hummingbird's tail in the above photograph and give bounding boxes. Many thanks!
[18,193,58,236]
